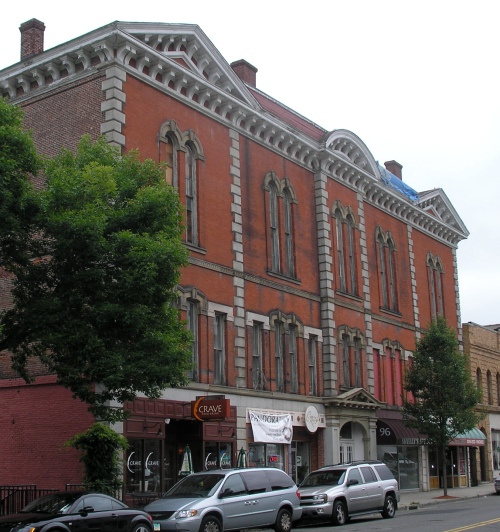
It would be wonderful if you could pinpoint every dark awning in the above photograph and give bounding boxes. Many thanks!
[377,418,427,445]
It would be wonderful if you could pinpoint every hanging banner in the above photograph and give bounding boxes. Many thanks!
[249,410,293,444]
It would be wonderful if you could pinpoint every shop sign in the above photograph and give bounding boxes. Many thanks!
[192,397,230,420]
[304,405,320,433]
[249,410,293,444]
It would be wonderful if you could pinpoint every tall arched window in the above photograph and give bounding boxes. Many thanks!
[477,368,483,402]
[376,227,399,312]
[427,253,445,318]
[339,326,365,389]
[497,373,500,406]
[269,180,281,273]
[487,370,493,405]
[159,120,204,248]
[264,172,297,278]
[332,201,358,296]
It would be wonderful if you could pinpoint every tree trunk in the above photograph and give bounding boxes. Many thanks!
[441,445,448,497]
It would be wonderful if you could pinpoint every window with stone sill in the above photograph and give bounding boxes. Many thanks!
[427,252,445,318]
[332,201,358,297]
[376,227,399,313]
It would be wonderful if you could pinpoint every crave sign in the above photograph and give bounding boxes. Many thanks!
[191,397,230,421]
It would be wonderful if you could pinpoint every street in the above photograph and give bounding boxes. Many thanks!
[287,495,500,531]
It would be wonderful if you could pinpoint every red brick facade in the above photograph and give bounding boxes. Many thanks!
[0,20,469,491]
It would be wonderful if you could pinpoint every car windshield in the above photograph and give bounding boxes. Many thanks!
[22,493,81,514]
[164,474,225,498]
[300,470,346,487]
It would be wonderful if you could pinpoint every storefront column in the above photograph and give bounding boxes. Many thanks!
[324,422,340,465]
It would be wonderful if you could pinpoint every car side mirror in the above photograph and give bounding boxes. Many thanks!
[219,488,233,499]
[347,479,359,486]
[79,506,94,515]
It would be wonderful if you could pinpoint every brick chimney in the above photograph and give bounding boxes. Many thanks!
[20,19,46,61]
[230,59,258,88]
[384,160,403,180]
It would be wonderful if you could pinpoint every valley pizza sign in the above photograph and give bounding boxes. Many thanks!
[191,396,230,421]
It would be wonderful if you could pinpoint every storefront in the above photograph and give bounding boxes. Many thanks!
[376,414,424,491]
[428,429,487,489]
[247,405,326,485]
[122,396,236,504]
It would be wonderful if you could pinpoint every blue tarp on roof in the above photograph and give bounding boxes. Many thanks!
[378,163,419,202]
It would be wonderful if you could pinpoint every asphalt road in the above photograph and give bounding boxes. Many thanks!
[289,494,499,531]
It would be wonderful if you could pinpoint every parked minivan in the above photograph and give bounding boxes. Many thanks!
[144,468,302,532]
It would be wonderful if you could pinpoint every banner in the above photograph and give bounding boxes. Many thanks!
[249,410,293,443]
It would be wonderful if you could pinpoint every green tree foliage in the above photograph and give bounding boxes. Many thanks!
[403,316,482,495]
[66,423,128,495]
[0,108,192,421]
[0,98,39,268]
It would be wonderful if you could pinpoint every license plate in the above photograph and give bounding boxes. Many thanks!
[153,523,160,531]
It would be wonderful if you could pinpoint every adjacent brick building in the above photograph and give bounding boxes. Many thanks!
[0,19,477,494]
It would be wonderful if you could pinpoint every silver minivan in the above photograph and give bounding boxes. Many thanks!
[144,468,302,532]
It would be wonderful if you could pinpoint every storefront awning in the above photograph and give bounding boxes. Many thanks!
[377,418,427,445]
[449,428,486,447]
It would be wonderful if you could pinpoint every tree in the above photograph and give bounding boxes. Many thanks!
[0,97,40,269]
[0,104,192,421]
[403,316,482,496]
[66,422,128,495]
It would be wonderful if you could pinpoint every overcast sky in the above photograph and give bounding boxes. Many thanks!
[1,1,499,326]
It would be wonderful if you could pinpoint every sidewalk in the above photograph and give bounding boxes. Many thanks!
[399,482,495,510]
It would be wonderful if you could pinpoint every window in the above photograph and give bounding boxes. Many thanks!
[187,299,199,381]
[476,368,482,401]
[269,180,280,272]
[427,253,444,318]
[283,187,295,277]
[487,370,493,405]
[160,121,204,248]
[274,320,284,392]
[497,373,500,406]
[342,334,350,386]
[332,202,358,296]
[252,322,265,390]
[288,324,298,393]
[214,313,226,385]
[376,228,399,312]
[308,335,318,396]
[185,143,198,245]
[264,172,297,278]
[339,326,365,389]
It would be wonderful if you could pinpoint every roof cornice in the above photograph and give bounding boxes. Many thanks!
[0,22,468,247]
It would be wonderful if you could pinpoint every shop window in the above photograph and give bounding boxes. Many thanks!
[248,443,284,470]
[125,439,162,495]
[291,441,310,485]
[204,441,233,470]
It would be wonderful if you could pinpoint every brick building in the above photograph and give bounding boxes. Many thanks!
[0,19,475,494]
[463,322,500,482]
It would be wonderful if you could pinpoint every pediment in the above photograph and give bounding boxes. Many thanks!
[417,188,469,237]
[329,388,384,410]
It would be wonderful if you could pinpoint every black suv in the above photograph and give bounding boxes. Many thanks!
[298,460,400,526]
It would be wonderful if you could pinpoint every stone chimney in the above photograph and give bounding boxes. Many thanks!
[20,19,46,61]
[384,160,403,180]
[230,59,258,88]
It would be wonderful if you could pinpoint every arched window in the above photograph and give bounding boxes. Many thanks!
[264,172,297,278]
[159,120,204,248]
[332,202,358,296]
[497,373,500,406]
[427,253,445,318]
[476,368,483,402]
[487,370,493,405]
[338,326,365,389]
[376,227,399,312]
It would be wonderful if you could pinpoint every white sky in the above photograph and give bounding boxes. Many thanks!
[1,0,499,326]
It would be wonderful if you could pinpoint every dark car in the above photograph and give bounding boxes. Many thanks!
[0,491,153,532]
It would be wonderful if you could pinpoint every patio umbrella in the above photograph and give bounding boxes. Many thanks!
[237,447,247,468]
[179,444,194,476]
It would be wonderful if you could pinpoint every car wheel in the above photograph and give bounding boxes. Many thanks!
[199,515,222,532]
[381,494,397,519]
[332,500,347,526]
[274,508,292,532]
[132,525,152,532]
